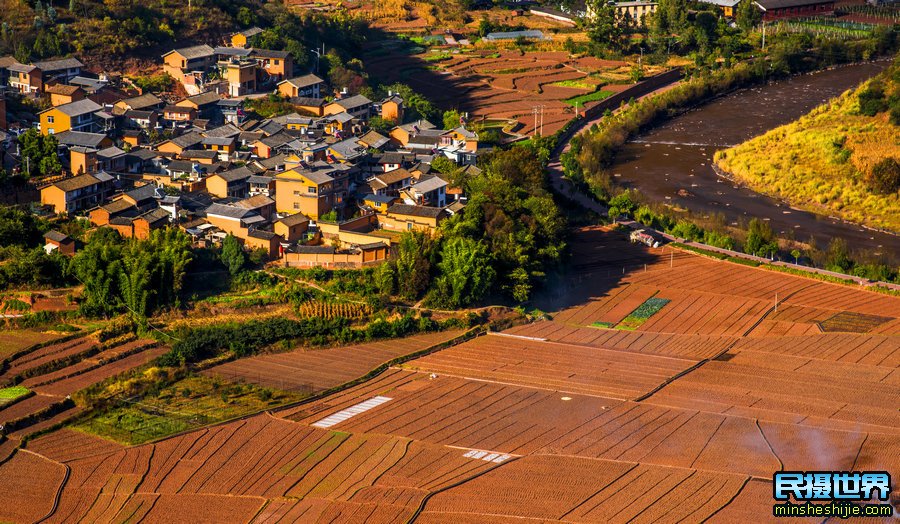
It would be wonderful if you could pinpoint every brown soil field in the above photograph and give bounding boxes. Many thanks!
[0,336,98,383]
[0,450,67,523]
[503,321,736,361]
[10,226,900,522]
[406,333,696,399]
[0,330,64,359]
[365,49,645,136]
[421,455,749,522]
[203,330,465,392]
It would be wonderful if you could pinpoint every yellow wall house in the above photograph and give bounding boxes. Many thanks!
[275,168,343,219]
[39,99,102,135]
[231,27,262,48]
[46,84,85,107]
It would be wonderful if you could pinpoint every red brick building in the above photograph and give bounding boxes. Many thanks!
[755,0,834,21]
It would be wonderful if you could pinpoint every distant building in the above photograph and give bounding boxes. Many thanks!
[697,0,741,17]
[753,0,834,20]
[614,1,658,26]
[483,30,547,41]
[529,7,578,25]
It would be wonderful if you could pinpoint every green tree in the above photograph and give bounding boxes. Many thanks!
[443,109,463,130]
[744,218,778,258]
[735,0,761,32]
[866,157,900,195]
[375,261,396,295]
[71,230,123,317]
[585,0,623,52]
[430,155,458,174]
[432,237,495,307]
[220,234,246,276]
[478,17,493,37]
[396,230,437,300]
[825,237,852,272]
[0,206,44,248]
[119,249,152,319]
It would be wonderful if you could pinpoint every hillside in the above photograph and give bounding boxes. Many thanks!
[714,59,900,233]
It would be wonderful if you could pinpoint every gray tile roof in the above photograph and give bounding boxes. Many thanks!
[386,204,445,218]
[33,57,83,71]
[56,130,108,148]
[168,44,215,60]
[280,74,325,88]
[205,203,255,219]
[51,99,102,117]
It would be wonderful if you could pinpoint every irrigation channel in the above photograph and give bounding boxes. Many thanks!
[608,61,899,256]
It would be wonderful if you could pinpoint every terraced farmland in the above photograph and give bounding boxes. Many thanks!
[7,226,899,522]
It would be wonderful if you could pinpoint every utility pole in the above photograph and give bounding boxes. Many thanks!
[539,105,544,137]
[532,107,538,137]
[761,22,766,52]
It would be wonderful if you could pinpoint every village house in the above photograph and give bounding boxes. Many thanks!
[46,84,85,107]
[162,105,198,124]
[402,176,448,207]
[162,45,216,93]
[250,49,293,82]
[380,94,404,123]
[231,27,263,48]
[379,204,448,232]
[41,173,114,214]
[277,74,326,98]
[274,162,354,219]
[206,168,252,199]
[56,130,113,150]
[39,99,103,135]
[43,231,76,255]
[324,94,373,120]
[248,175,275,197]
[274,212,311,242]
[114,93,164,114]
[7,63,41,94]
[290,97,326,117]
[33,57,84,84]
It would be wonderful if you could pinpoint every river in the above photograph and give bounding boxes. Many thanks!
[609,62,899,257]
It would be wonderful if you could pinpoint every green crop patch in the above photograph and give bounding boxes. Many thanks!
[617,297,671,330]
[0,386,30,403]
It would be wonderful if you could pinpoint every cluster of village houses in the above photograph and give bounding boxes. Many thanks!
[1,28,482,268]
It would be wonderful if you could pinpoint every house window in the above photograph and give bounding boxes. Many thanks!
[308,186,317,194]
[293,190,300,196]
[274,60,280,65]
[48,129,54,134]
[293,202,299,209]
[407,223,413,230]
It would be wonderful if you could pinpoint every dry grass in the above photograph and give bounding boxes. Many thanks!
[715,78,900,231]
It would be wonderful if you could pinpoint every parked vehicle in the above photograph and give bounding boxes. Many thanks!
[630,229,660,248]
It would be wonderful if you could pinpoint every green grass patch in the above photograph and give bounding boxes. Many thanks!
[423,53,452,62]
[73,375,306,445]
[591,321,615,328]
[0,386,30,403]
[617,297,670,330]
[552,79,595,90]
[564,90,614,107]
